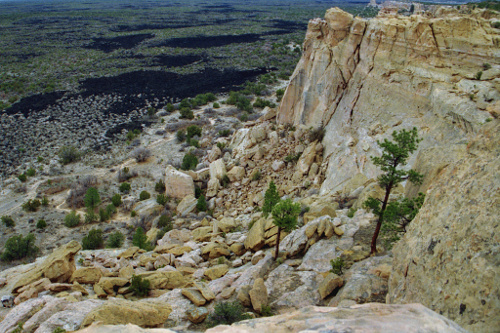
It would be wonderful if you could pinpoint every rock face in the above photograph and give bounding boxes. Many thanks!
[277,7,499,195]
[388,122,500,333]
[75,323,176,333]
[205,304,468,333]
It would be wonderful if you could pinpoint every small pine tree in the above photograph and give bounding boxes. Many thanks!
[111,193,122,207]
[132,227,152,251]
[272,199,301,259]
[263,181,280,217]
[107,231,125,248]
[129,275,151,297]
[196,194,207,212]
[82,229,103,250]
[84,187,100,210]
[364,127,423,254]
[1,233,38,262]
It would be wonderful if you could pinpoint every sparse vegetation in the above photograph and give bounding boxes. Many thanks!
[181,152,198,170]
[2,216,15,227]
[157,194,169,206]
[196,194,207,212]
[82,229,104,250]
[252,169,262,181]
[158,214,173,231]
[139,190,151,201]
[155,179,166,193]
[22,199,41,212]
[1,233,38,262]
[107,231,125,248]
[119,182,131,193]
[36,219,47,229]
[58,146,81,164]
[330,257,345,275]
[129,275,151,297]
[131,147,152,162]
[206,301,252,328]
[111,193,122,207]
[132,227,153,250]
[18,173,27,182]
[64,211,81,228]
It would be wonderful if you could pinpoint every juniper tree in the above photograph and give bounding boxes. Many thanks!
[272,198,301,259]
[364,127,423,255]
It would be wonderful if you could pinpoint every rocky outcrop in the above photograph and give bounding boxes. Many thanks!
[278,7,499,195]
[164,165,195,199]
[12,241,81,294]
[205,304,468,333]
[75,323,176,333]
[388,121,500,332]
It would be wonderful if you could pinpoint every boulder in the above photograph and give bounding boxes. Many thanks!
[165,165,195,199]
[204,264,229,281]
[303,202,338,224]
[13,241,81,293]
[70,267,104,285]
[216,217,237,233]
[297,142,318,175]
[209,159,227,181]
[119,265,135,280]
[249,278,268,313]
[94,277,129,295]
[176,194,198,217]
[204,303,468,332]
[81,299,172,327]
[182,288,206,306]
[227,166,245,182]
[243,218,266,251]
[186,307,209,324]
[192,226,213,242]
[193,281,215,301]
[136,271,187,290]
[206,177,220,198]
[318,273,343,299]
[118,247,140,260]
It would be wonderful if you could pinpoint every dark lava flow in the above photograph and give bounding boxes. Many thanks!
[79,67,269,114]
[85,33,154,53]
[4,91,66,117]
[159,34,262,49]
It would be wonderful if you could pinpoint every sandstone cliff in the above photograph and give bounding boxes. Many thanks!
[277,7,500,333]
[278,7,499,195]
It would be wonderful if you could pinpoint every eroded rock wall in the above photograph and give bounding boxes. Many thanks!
[278,8,500,194]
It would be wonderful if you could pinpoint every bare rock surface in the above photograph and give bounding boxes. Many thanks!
[205,303,468,333]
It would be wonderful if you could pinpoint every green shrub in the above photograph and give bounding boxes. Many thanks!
[239,112,249,122]
[111,193,122,207]
[82,229,103,250]
[493,21,500,29]
[261,305,274,317]
[179,107,194,119]
[132,227,153,250]
[1,233,38,262]
[84,209,98,224]
[36,219,47,229]
[276,88,285,102]
[166,103,175,112]
[58,146,81,164]
[18,173,27,182]
[84,187,101,210]
[131,210,137,217]
[213,102,220,108]
[181,153,198,171]
[284,153,301,163]
[158,214,173,231]
[64,211,80,228]
[129,275,151,297]
[196,194,207,212]
[263,181,280,217]
[22,199,41,212]
[26,168,36,177]
[206,301,252,328]
[217,142,226,150]
[99,208,110,222]
[347,208,357,218]
[157,194,169,206]
[221,174,230,188]
[252,170,262,181]
[476,71,483,80]
[330,257,345,275]
[218,129,231,137]
[187,125,202,139]
[176,130,186,142]
[107,231,125,248]
[155,180,166,193]
[2,215,15,227]
[483,63,492,70]
[52,328,66,333]
[139,190,151,201]
[119,182,131,193]
[41,196,49,206]
[188,138,199,148]
[253,98,276,109]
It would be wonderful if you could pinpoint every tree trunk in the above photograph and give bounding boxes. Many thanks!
[370,186,393,255]
[275,227,282,259]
